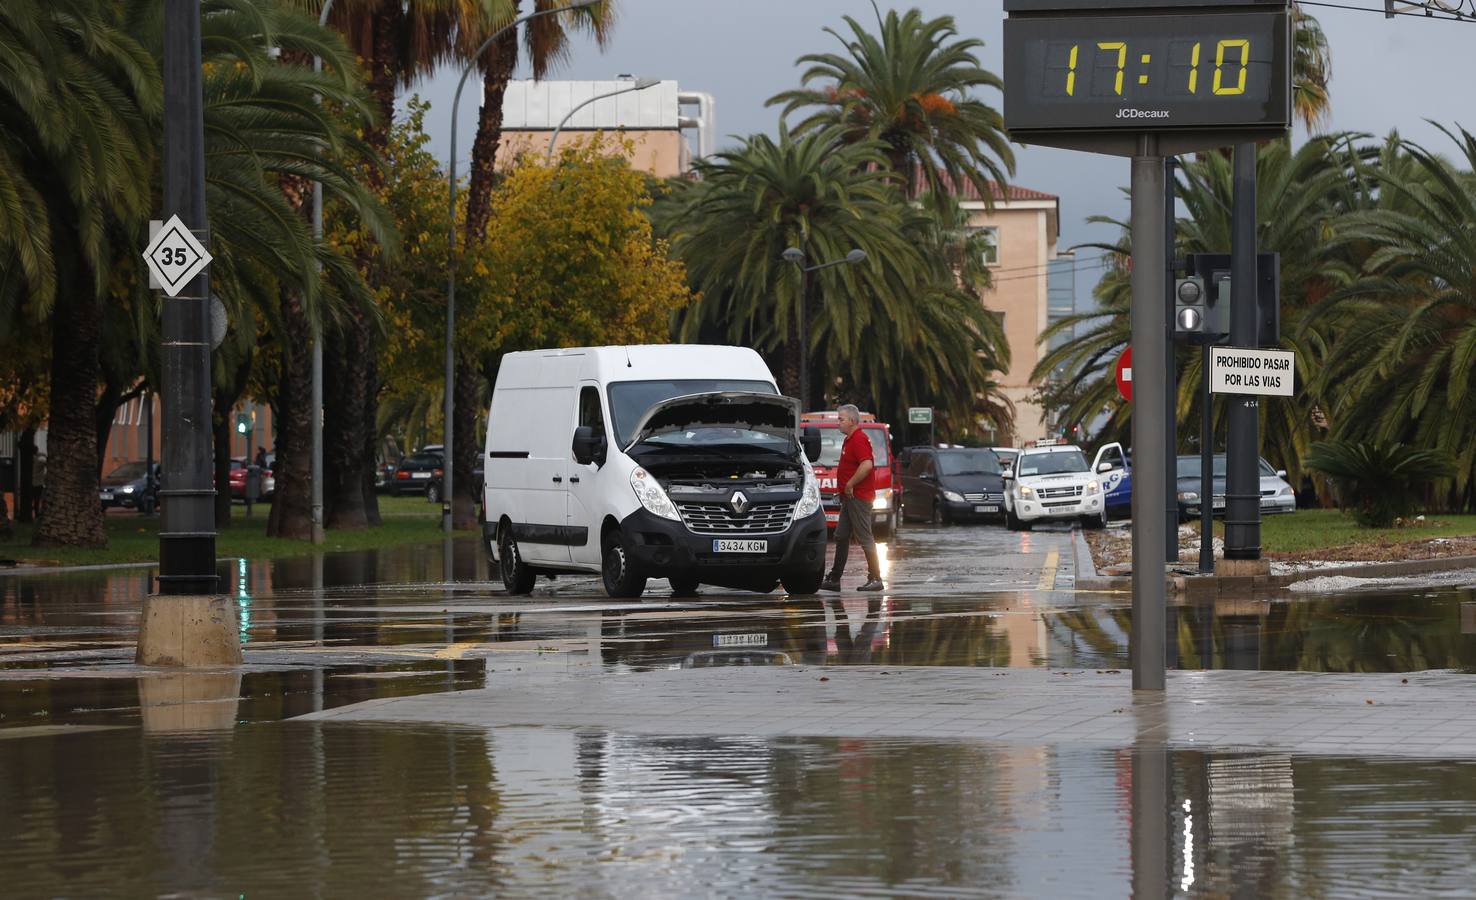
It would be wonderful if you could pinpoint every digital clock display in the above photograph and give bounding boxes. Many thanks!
[1004,11,1289,134]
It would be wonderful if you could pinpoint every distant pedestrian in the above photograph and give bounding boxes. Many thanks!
[820,404,885,593]
[253,446,268,470]
[31,452,45,520]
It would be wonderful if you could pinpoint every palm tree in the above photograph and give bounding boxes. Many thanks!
[661,125,1009,433]
[767,6,1014,201]
[1312,126,1476,505]
[1035,136,1362,485]
[0,0,158,548]
[1291,6,1333,132]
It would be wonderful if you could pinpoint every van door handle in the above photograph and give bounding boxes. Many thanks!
[569,475,580,483]
[552,475,563,483]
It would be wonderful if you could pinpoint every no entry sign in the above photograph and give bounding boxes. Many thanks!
[1115,346,1133,401]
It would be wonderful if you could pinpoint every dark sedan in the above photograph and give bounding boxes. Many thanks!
[389,451,443,496]
[99,461,159,512]
[900,447,1006,524]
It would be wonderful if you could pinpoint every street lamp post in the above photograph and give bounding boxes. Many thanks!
[309,0,335,545]
[547,78,660,163]
[781,247,867,410]
[445,0,603,535]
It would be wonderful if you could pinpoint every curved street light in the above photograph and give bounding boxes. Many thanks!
[547,78,661,163]
[443,0,605,534]
[780,247,868,410]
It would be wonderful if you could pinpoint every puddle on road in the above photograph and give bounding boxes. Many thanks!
[2,540,1475,679]
[1,723,1472,897]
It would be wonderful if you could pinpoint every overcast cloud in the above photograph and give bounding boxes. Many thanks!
[405,1,1475,304]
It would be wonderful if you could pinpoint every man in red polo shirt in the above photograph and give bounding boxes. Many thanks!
[821,404,884,592]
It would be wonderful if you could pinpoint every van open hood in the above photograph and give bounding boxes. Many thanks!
[624,392,800,451]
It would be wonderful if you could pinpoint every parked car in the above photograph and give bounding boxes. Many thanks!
[99,461,160,512]
[989,446,1020,475]
[426,458,484,504]
[1002,442,1116,530]
[483,345,826,599]
[1175,454,1297,520]
[389,450,442,496]
[900,447,1006,524]
[226,457,274,502]
[802,411,899,538]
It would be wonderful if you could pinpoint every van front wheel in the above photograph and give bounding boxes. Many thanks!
[499,527,537,595]
[782,568,824,596]
[602,530,647,599]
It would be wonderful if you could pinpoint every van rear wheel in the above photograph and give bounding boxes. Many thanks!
[602,530,647,599]
[499,527,536,595]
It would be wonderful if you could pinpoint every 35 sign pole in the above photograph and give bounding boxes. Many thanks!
[1004,0,1291,691]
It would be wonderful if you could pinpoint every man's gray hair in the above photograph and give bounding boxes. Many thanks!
[837,403,861,422]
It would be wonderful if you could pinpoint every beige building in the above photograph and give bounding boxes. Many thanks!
[957,180,1061,446]
[495,79,713,177]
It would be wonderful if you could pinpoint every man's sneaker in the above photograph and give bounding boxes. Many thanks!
[857,579,885,593]
[819,577,842,592]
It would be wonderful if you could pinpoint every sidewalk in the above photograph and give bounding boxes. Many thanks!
[300,661,1476,758]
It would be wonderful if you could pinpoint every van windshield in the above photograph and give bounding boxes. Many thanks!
[608,380,777,447]
[937,450,1000,476]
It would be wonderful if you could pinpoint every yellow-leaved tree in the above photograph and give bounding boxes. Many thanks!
[466,137,692,354]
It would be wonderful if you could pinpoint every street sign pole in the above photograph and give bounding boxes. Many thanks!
[1225,143,1262,561]
[1129,139,1167,691]
[158,0,217,595]
[1200,341,1214,573]
[137,0,238,667]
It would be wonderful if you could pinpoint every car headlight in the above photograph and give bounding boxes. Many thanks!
[1177,491,1199,502]
[630,467,680,521]
[795,463,821,519]
[121,485,135,494]
[1085,480,1100,493]
[1279,486,1295,496]
[1018,485,1033,497]
[942,490,965,503]
[871,488,893,511]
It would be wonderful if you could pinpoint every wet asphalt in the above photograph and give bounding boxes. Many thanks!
[4,522,1476,895]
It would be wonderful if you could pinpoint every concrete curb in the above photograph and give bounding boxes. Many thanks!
[1075,527,1476,596]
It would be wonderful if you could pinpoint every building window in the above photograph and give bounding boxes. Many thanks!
[972,226,999,267]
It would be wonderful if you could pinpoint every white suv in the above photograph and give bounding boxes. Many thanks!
[1003,444,1107,530]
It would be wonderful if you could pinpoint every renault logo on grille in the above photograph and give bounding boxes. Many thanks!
[729,490,750,515]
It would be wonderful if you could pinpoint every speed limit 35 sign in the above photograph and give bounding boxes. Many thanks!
[142,214,212,297]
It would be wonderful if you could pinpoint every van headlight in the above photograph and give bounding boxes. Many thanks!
[795,465,821,519]
[1018,485,1034,497]
[942,490,965,503]
[1178,491,1199,502]
[630,467,680,521]
[871,488,892,511]
[1085,480,1100,494]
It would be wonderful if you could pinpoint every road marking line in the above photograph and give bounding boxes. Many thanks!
[435,641,481,660]
[1037,549,1059,591]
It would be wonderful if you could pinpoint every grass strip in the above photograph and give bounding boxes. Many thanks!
[0,496,474,568]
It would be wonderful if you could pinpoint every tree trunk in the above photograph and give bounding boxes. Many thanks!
[214,412,233,529]
[267,291,315,540]
[323,316,372,529]
[318,4,401,531]
[452,353,481,529]
[449,17,518,533]
[16,427,35,524]
[362,358,382,526]
[34,263,106,549]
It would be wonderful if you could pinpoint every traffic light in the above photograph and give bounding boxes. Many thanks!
[235,412,252,435]
[1174,276,1208,338]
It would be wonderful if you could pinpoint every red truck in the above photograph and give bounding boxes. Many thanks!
[801,411,899,539]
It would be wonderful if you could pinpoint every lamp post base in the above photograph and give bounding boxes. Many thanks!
[136,595,242,667]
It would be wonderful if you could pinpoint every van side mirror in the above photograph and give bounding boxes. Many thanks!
[802,426,821,463]
[572,426,605,466]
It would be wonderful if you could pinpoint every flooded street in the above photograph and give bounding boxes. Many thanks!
[3,524,1476,895]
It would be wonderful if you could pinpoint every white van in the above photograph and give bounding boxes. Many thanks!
[482,345,827,598]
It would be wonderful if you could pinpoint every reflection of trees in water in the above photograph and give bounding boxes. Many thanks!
[861,602,1014,667]
[767,739,1019,890]
[1053,592,1476,673]
[0,723,502,895]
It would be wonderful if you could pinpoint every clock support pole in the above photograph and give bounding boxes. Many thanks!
[1129,136,1168,691]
